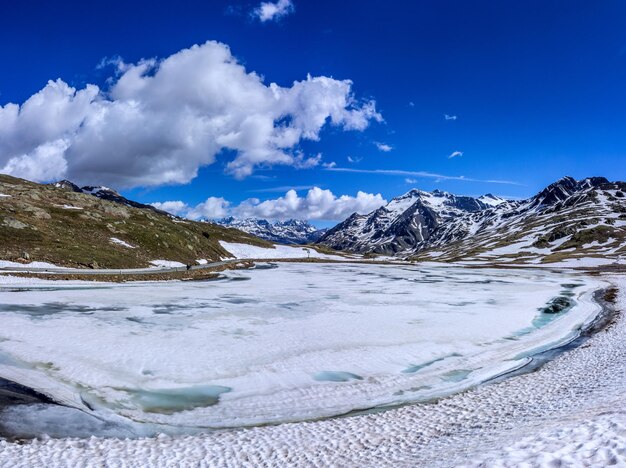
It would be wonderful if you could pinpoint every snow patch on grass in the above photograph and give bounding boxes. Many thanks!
[110,238,136,249]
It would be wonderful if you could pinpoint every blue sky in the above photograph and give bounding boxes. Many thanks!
[1,1,626,226]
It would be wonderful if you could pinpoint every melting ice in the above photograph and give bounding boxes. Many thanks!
[0,264,603,433]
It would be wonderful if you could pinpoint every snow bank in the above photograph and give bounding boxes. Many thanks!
[149,260,186,268]
[219,241,342,260]
[0,260,66,269]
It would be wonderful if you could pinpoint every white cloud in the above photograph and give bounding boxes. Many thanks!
[149,200,189,216]
[374,142,393,152]
[187,197,230,219]
[1,138,69,182]
[233,187,386,220]
[322,161,337,168]
[347,155,362,164]
[152,187,386,221]
[444,114,458,120]
[250,184,315,193]
[448,151,463,159]
[253,0,295,22]
[0,41,381,188]
[408,101,415,107]
[405,178,417,184]
[326,167,521,185]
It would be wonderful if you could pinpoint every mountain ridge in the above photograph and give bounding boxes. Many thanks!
[318,176,626,264]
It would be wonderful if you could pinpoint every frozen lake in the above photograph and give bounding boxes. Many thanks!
[0,263,603,435]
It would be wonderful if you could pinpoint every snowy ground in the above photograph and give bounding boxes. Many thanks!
[0,272,623,467]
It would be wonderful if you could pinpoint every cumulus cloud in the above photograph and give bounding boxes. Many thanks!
[187,197,230,219]
[347,155,362,164]
[153,187,386,221]
[149,200,189,216]
[233,187,385,220]
[253,0,295,22]
[405,178,417,184]
[0,41,381,188]
[374,142,392,152]
[444,114,458,120]
[448,151,463,159]
[1,139,70,181]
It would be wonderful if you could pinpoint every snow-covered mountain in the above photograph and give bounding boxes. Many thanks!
[318,189,513,254]
[319,177,626,264]
[213,217,327,245]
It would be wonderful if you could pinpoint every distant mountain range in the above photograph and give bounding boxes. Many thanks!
[212,217,327,244]
[319,177,626,264]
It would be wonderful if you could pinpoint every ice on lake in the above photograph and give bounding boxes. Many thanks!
[0,264,604,433]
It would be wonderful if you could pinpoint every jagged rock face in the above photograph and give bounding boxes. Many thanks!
[319,176,626,264]
[212,217,327,244]
[52,180,83,192]
[527,176,609,210]
[319,189,511,254]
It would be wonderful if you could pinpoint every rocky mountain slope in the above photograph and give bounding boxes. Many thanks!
[213,217,327,244]
[52,180,165,214]
[319,189,512,254]
[0,175,271,268]
[319,177,626,264]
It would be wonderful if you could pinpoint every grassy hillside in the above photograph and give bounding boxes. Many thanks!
[0,175,272,268]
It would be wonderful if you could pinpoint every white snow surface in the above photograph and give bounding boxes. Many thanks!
[0,270,623,467]
[477,194,508,207]
[0,260,66,270]
[0,194,11,198]
[219,241,343,259]
[54,204,83,210]
[148,260,186,268]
